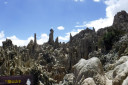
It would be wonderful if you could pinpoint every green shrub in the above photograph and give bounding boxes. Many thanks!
[99,27,125,52]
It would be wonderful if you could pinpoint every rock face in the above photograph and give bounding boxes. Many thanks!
[72,28,97,59]
[66,28,97,72]
[113,10,128,25]
[73,57,105,85]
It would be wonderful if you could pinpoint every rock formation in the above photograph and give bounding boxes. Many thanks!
[54,37,59,49]
[34,33,37,46]
[73,57,105,85]
[48,29,54,45]
[1,10,128,85]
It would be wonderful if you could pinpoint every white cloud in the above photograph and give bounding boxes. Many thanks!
[59,29,83,42]
[59,34,69,41]
[4,1,8,5]
[74,0,78,2]
[7,35,34,46]
[75,25,85,28]
[75,0,128,31]
[75,21,87,28]
[70,29,84,36]
[74,0,84,2]
[80,0,84,2]
[93,0,100,2]
[105,0,128,18]
[57,26,65,30]
[37,33,49,44]
[0,31,49,46]
[74,0,101,2]
[86,17,113,31]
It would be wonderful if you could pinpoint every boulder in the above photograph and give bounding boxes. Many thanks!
[73,57,105,85]
[113,60,128,85]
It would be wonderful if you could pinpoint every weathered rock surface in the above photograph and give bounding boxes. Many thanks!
[68,56,128,85]
[73,57,105,85]
[112,57,128,85]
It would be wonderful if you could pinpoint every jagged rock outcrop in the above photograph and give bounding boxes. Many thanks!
[70,28,96,46]
[54,37,59,49]
[2,39,13,49]
[73,28,97,58]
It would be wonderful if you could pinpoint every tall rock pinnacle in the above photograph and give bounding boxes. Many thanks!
[34,33,37,45]
[48,29,54,45]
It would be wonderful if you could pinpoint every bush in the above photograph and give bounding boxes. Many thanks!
[99,27,125,52]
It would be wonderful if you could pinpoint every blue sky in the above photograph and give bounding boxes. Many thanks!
[0,0,128,46]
